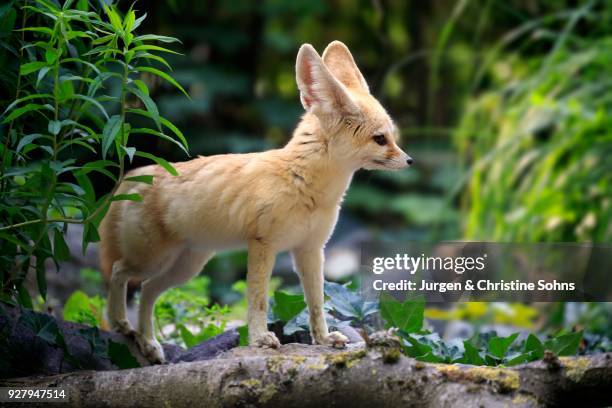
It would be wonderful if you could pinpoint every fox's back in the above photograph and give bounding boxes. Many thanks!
[100,149,338,277]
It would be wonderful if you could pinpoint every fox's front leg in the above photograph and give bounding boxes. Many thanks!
[292,246,348,348]
[247,240,280,348]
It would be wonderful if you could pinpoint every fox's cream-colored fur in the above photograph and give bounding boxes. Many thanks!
[100,41,412,363]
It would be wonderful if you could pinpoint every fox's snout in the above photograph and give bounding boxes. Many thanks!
[385,148,413,170]
[396,149,413,169]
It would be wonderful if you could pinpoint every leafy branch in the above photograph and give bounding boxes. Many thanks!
[0,0,188,305]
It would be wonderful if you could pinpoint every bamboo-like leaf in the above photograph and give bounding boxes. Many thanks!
[131,52,172,70]
[130,44,181,55]
[1,103,54,124]
[127,108,188,151]
[16,134,50,153]
[122,146,136,162]
[133,34,181,43]
[131,12,147,32]
[135,151,178,176]
[66,94,109,119]
[102,115,122,159]
[131,79,149,96]
[125,174,154,185]
[48,120,61,135]
[58,139,97,154]
[92,33,115,45]
[129,88,160,128]
[61,58,102,75]
[131,128,188,155]
[45,48,59,65]
[75,160,118,181]
[53,229,71,262]
[18,26,54,36]
[123,10,135,32]
[111,193,142,202]
[37,66,52,87]
[103,5,123,33]
[135,66,189,98]
[20,61,49,75]
[2,93,53,117]
[33,0,60,12]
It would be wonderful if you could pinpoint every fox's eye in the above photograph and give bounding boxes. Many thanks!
[372,134,387,146]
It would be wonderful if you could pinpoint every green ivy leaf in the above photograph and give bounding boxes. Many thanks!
[460,340,486,365]
[487,333,519,360]
[524,334,544,359]
[380,293,424,333]
[272,291,306,323]
[506,352,535,366]
[545,331,583,356]
[177,323,197,348]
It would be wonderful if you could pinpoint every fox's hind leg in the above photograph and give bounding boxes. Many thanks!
[107,260,137,336]
[134,248,214,364]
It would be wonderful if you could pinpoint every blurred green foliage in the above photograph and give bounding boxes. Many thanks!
[152,275,231,347]
[455,1,612,242]
[63,289,106,328]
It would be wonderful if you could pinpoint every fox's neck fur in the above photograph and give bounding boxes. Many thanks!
[279,112,354,210]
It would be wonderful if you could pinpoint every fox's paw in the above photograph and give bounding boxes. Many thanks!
[252,331,281,349]
[134,333,166,364]
[110,318,136,338]
[323,331,349,349]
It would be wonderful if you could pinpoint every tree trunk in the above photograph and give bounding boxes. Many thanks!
[3,343,611,408]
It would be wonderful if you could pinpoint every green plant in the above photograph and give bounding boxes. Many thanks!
[0,1,188,306]
[379,294,584,366]
[63,289,106,328]
[152,276,232,347]
[266,283,591,366]
[267,281,376,337]
[455,1,612,242]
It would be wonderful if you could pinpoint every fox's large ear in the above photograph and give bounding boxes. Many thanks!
[296,43,360,116]
[322,41,369,93]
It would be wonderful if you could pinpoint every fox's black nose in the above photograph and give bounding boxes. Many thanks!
[406,157,413,165]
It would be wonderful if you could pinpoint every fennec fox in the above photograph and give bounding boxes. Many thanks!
[100,41,413,363]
